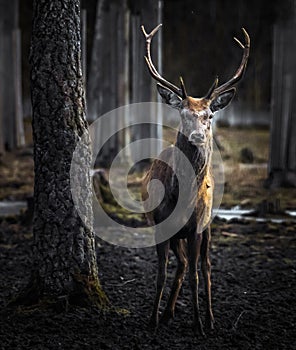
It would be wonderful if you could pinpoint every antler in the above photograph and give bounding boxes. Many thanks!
[141,24,187,99]
[207,28,250,99]
[204,76,219,99]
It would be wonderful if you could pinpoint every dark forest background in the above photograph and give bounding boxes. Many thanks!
[17,0,292,112]
[1,0,296,186]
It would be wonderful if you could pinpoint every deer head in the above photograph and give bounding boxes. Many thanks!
[141,24,250,147]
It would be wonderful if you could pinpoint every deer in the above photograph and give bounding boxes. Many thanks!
[141,24,250,336]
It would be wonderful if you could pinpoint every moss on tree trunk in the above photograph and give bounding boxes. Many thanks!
[13,0,108,309]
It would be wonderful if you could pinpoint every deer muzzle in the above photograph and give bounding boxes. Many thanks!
[188,131,206,145]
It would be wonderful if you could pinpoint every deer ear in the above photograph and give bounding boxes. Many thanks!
[210,88,236,112]
[157,84,182,109]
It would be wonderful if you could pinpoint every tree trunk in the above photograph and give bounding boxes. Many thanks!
[13,29,25,147]
[0,20,4,155]
[129,0,163,170]
[266,3,296,188]
[88,0,163,168]
[17,0,108,308]
[0,0,25,151]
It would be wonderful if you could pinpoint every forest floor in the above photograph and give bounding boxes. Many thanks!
[0,214,295,349]
[0,127,296,349]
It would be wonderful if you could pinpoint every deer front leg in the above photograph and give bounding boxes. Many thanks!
[201,226,214,330]
[149,240,169,329]
[188,233,205,337]
[161,239,187,324]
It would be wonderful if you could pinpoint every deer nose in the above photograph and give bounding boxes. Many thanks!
[188,131,205,145]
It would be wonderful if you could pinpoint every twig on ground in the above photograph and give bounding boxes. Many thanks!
[109,279,136,287]
[232,310,246,330]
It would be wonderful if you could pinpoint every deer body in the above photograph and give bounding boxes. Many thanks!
[143,118,214,237]
[141,24,250,336]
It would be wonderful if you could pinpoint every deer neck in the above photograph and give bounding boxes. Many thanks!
[174,131,213,182]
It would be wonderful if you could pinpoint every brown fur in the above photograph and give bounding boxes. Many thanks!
[184,97,210,112]
[142,96,214,336]
[141,23,249,337]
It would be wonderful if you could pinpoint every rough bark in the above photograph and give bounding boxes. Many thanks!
[16,0,108,307]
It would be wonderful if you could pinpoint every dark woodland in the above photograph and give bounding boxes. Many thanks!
[0,0,295,349]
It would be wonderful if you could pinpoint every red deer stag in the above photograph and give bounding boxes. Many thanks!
[141,24,250,336]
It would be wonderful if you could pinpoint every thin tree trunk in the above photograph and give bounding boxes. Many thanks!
[87,0,106,122]
[0,20,4,154]
[267,6,296,188]
[129,0,162,170]
[15,0,108,307]
[13,29,25,147]
[0,0,18,150]
[81,9,87,92]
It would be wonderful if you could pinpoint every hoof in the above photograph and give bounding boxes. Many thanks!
[205,320,214,331]
[192,321,206,338]
[160,309,174,325]
[205,314,215,331]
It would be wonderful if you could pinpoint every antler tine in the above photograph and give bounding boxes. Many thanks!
[141,23,162,41]
[141,24,183,97]
[205,76,219,100]
[210,28,250,98]
[180,76,188,99]
[141,24,162,77]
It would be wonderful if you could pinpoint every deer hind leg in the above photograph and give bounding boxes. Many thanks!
[201,226,214,330]
[161,239,187,324]
[149,239,170,329]
[187,233,205,337]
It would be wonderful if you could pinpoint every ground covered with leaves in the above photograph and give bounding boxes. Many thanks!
[0,215,295,350]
